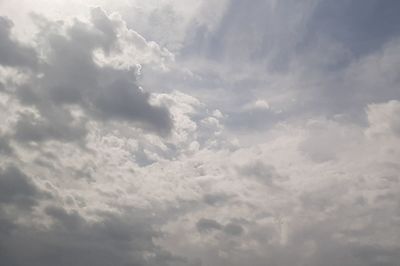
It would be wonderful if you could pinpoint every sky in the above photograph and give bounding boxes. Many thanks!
[0,1,400,265]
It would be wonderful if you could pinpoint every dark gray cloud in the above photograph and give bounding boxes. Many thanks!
[196,218,245,237]
[90,7,118,53]
[0,135,13,155]
[0,16,37,68]
[1,8,172,144]
[92,78,171,132]
[203,192,231,206]
[0,165,40,208]
[0,9,181,264]
[0,206,186,266]
[223,222,243,236]
[0,165,186,266]
[13,112,87,143]
[196,218,222,233]
[238,161,287,186]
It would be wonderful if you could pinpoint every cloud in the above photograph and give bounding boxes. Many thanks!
[196,218,244,237]
[223,222,243,236]
[0,164,189,266]
[299,118,362,162]
[203,192,231,206]
[238,160,288,186]
[366,100,400,137]
[304,0,400,58]
[1,1,400,266]
[157,99,400,265]
[0,16,37,68]
[0,166,40,208]
[0,206,186,266]
[13,112,87,143]
[0,135,13,155]
[196,218,223,233]
[1,8,173,144]
[171,0,400,129]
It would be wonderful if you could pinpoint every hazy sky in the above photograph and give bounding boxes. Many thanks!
[1,1,400,265]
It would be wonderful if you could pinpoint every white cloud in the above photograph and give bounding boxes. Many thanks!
[366,100,400,138]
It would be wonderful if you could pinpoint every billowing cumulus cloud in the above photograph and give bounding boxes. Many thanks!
[0,1,400,266]
[0,168,187,266]
[3,7,172,144]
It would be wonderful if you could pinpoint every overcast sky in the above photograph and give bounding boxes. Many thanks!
[1,1,400,265]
